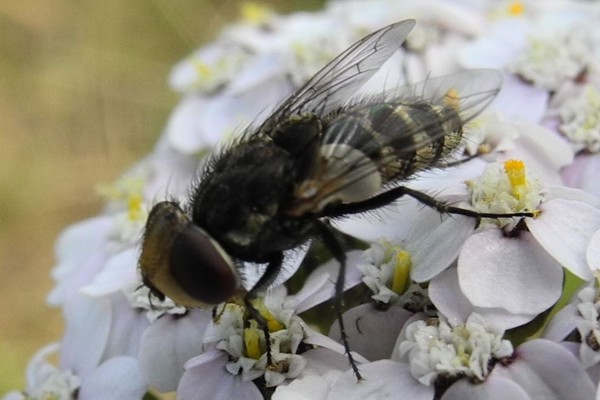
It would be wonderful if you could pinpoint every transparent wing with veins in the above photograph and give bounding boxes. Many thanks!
[259,19,416,133]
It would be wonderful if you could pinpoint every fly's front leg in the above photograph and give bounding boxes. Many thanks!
[315,221,363,381]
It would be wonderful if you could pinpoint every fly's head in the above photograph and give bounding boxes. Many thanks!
[139,201,241,307]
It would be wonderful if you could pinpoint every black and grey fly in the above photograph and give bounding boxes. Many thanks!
[139,19,534,380]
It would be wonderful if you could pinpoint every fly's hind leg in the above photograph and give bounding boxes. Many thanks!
[322,185,535,222]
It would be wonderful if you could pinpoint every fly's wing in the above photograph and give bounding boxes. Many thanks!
[289,69,503,215]
[258,20,416,134]
[388,69,503,124]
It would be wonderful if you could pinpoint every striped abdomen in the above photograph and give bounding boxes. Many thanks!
[324,101,464,184]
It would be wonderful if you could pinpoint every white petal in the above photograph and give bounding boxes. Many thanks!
[60,294,111,378]
[80,249,138,297]
[587,229,600,271]
[442,376,529,400]
[328,304,413,361]
[459,230,563,315]
[329,360,434,400]
[166,95,212,154]
[101,293,149,360]
[542,304,580,342]
[411,215,474,282]
[178,351,262,400]
[272,371,339,400]
[289,251,363,313]
[528,198,600,280]
[303,327,369,365]
[491,339,595,400]
[25,343,62,390]
[48,216,113,306]
[79,357,147,400]
[301,348,354,376]
[430,266,537,329]
[492,74,549,123]
[139,309,212,392]
[459,19,528,69]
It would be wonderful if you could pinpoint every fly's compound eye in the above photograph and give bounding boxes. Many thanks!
[140,201,239,307]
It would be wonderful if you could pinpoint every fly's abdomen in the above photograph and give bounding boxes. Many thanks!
[290,100,465,215]
[324,101,464,184]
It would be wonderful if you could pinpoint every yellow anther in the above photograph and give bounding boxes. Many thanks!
[241,2,271,25]
[193,60,213,80]
[244,320,264,359]
[392,251,412,295]
[508,1,526,16]
[252,299,285,332]
[127,193,144,221]
[503,159,527,200]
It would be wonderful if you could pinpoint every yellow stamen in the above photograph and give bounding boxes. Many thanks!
[241,2,271,25]
[583,86,600,130]
[252,299,285,332]
[244,320,263,359]
[128,193,144,221]
[193,60,212,81]
[508,0,526,16]
[503,159,527,200]
[392,251,412,295]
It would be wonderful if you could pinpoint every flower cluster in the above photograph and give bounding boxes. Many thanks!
[6,0,600,399]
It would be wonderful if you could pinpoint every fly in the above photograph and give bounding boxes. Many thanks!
[139,19,534,380]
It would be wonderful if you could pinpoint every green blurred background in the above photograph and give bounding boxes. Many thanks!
[0,0,323,394]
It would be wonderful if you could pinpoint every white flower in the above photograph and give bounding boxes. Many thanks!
[559,84,600,153]
[397,313,513,384]
[10,1,600,399]
[509,28,590,91]
[544,274,600,369]
[176,278,366,399]
[466,159,600,280]
[2,343,147,400]
[561,152,600,198]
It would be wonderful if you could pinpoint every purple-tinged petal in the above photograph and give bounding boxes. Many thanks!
[561,153,600,198]
[492,74,549,123]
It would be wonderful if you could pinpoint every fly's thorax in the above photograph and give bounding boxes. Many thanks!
[192,141,311,261]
